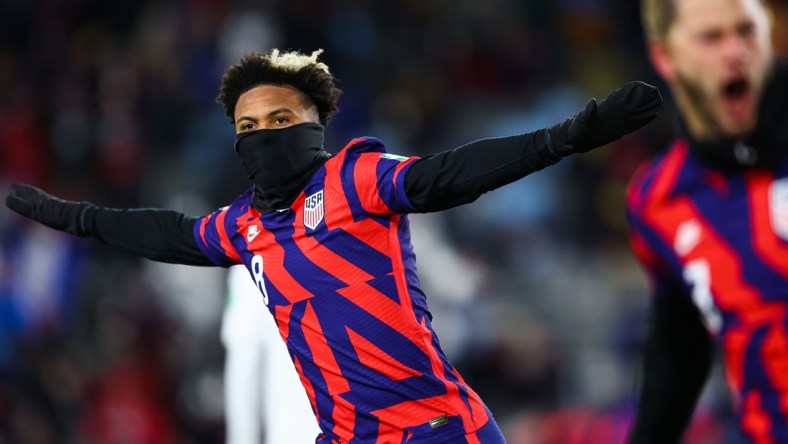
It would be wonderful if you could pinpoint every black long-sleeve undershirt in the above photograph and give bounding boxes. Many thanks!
[405,129,560,212]
[82,207,213,265]
[82,129,561,265]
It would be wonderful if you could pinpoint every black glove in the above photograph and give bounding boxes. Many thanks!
[5,184,95,237]
[547,81,662,156]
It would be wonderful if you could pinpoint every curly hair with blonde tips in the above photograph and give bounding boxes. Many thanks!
[217,49,343,125]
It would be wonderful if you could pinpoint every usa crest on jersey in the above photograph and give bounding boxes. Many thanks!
[771,178,788,241]
[304,190,324,230]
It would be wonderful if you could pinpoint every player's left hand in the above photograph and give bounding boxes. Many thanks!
[5,183,94,236]
[548,81,662,155]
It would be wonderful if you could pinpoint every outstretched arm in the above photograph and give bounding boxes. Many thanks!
[405,81,662,212]
[5,184,213,266]
[628,293,714,444]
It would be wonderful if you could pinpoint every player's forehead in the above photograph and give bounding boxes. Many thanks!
[235,84,315,120]
[671,0,764,32]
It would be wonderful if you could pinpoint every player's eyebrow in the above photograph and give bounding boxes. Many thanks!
[265,107,295,118]
[236,108,295,124]
[236,115,257,124]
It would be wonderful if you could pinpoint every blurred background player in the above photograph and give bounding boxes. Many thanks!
[626,0,788,442]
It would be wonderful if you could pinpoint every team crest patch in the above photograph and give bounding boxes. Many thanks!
[770,178,788,241]
[304,190,324,230]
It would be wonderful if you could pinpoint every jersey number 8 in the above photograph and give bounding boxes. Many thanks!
[251,254,270,306]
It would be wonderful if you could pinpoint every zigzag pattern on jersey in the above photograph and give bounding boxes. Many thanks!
[627,140,788,442]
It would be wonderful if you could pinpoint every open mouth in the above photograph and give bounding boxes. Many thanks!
[723,77,751,100]
[719,76,753,123]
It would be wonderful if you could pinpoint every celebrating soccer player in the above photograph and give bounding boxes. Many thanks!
[6,48,660,443]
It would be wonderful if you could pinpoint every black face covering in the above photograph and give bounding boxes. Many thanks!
[234,122,330,213]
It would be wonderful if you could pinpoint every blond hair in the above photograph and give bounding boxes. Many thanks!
[264,49,331,75]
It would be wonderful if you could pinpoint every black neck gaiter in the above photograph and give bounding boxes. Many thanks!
[234,123,330,213]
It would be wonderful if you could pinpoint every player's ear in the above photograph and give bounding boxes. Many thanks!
[648,40,677,82]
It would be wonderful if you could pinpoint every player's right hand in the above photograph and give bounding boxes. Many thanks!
[547,81,662,156]
[5,184,94,236]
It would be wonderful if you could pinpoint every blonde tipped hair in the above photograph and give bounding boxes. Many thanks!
[265,49,331,75]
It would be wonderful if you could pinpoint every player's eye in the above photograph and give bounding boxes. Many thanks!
[272,116,291,126]
[698,30,722,45]
[737,23,754,39]
[239,122,256,131]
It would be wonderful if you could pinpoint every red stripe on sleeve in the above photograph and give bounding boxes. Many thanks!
[215,209,241,263]
[323,155,391,255]
[199,216,210,247]
[747,171,788,278]
[353,154,390,214]
[392,157,416,187]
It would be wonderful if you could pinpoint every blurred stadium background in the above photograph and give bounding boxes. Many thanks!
[1,0,786,443]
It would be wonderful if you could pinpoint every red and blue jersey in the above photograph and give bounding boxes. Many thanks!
[626,139,788,443]
[194,137,491,443]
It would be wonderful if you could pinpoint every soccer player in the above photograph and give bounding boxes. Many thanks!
[6,48,661,443]
[626,0,788,442]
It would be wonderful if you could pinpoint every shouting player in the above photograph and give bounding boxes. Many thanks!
[626,0,788,442]
[6,48,660,443]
